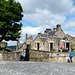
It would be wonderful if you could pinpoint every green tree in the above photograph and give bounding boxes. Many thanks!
[0,0,23,42]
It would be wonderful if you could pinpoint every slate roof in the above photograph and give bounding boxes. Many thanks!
[40,34,48,38]
[39,33,48,43]
[40,31,59,41]
[38,28,63,42]
[40,30,56,38]
[48,31,56,35]
[72,37,75,39]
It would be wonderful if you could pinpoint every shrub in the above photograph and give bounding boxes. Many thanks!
[71,48,74,50]
[51,49,56,52]
[62,48,65,52]
[71,48,74,51]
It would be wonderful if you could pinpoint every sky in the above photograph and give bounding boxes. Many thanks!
[7,0,75,46]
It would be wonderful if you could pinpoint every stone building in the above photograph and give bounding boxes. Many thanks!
[30,24,75,52]
[16,24,75,52]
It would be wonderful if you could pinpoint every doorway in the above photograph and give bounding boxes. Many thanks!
[37,43,40,50]
[65,43,70,51]
[49,43,53,51]
[50,43,53,51]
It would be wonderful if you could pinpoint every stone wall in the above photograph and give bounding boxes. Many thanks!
[29,49,75,62]
[66,34,75,49]
[55,27,65,38]
[0,51,21,61]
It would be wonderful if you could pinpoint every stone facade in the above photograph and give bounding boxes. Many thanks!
[66,34,75,49]
[17,24,75,52]
[30,24,75,52]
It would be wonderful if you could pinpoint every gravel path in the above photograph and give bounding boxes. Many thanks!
[0,61,75,75]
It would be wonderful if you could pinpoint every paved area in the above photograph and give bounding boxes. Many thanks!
[0,61,75,75]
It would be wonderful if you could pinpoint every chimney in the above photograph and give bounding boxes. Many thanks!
[56,24,61,29]
[44,30,46,33]
[45,28,51,33]
[26,33,27,43]
[38,33,41,36]
[53,28,56,31]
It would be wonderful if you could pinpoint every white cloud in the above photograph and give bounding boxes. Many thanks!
[24,9,66,28]
[7,41,17,46]
[22,26,42,35]
[16,0,73,15]
[15,0,75,29]
[64,30,75,37]
[64,19,75,30]
[20,26,42,43]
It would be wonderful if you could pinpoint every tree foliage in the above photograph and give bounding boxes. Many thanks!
[0,0,23,42]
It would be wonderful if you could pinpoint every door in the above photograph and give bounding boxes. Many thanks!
[49,43,53,51]
[37,43,40,50]
[50,43,53,51]
[66,43,69,51]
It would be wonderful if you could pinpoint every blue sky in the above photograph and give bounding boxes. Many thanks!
[21,19,38,28]
[7,0,75,46]
[73,0,75,5]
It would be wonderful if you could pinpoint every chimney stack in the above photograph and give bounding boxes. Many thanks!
[26,33,27,43]
[38,33,41,35]
[45,28,51,33]
[56,24,61,29]
[53,28,56,31]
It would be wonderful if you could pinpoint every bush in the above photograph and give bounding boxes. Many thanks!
[71,48,74,51]
[62,48,65,52]
[51,49,56,52]
[71,48,74,50]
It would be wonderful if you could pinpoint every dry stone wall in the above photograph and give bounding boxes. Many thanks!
[29,49,75,62]
[0,51,21,61]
